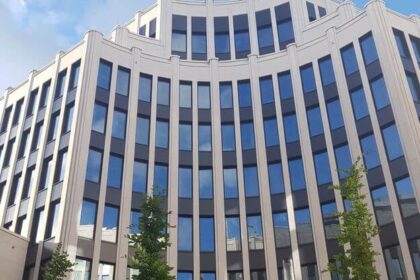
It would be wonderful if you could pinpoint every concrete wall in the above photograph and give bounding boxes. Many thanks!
[0,228,29,280]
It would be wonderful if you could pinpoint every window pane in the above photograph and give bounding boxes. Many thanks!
[200,217,215,252]
[179,123,192,151]
[199,125,212,151]
[307,106,324,136]
[411,36,420,63]
[139,74,152,102]
[79,200,97,239]
[201,273,216,280]
[382,124,403,161]
[62,103,74,134]
[360,134,380,170]
[334,144,352,179]
[215,32,230,54]
[360,34,379,65]
[240,122,255,150]
[244,166,259,197]
[199,169,213,199]
[273,212,290,247]
[394,29,410,58]
[284,114,299,143]
[371,186,393,226]
[301,264,318,280]
[314,151,332,186]
[178,217,192,251]
[198,83,211,109]
[408,238,420,278]
[226,217,241,251]
[228,272,244,280]
[130,211,142,235]
[220,82,233,109]
[156,120,169,149]
[326,99,344,130]
[180,82,192,108]
[179,167,192,198]
[259,76,274,104]
[132,161,147,193]
[154,165,168,196]
[258,25,274,49]
[289,158,306,191]
[74,258,91,280]
[111,110,127,140]
[157,78,170,106]
[300,64,317,94]
[321,202,339,239]
[247,215,264,250]
[264,118,279,147]
[47,112,60,141]
[319,56,336,86]
[295,208,313,244]
[350,87,369,120]
[55,150,67,182]
[341,45,359,76]
[238,80,252,108]
[55,70,67,98]
[277,19,294,44]
[86,149,102,183]
[268,163,284,194]
[406,72,420,102]
[224,168,238,199]
[235,30,250,53]
[136,116,149,145]
[384,245,407,280]
[250,271,266,280]
[394,177,419,218]
[102,206,119,243]
[222,124,235,151]
[116,67,130,96]
[192,33,207,54]
[278,71,294,100]
[97,60,112,90]
[107,155,123,189]
[178,272,193,280]
[172,31,187,53]
[98,263,115,280]
[370,77,390,110]
[306,2,316,21]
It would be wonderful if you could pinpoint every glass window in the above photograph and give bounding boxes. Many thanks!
[30,208,45,242]
[350,87,369,120]
[156,120,169,149]
[180,82,192,108]
[283,113,299,143]
[394,29,410,58]
[86,149,102,183]
[222,124,235,151]
[319,56,336,86]
[200,217,215,252]
[226,216,241,251]
[238,80,252,108]
[341,44,359,76]
[12,99,23,126]
[259,76,274,104]
[289,158,306,191]
[273,212,290,247]
[192,32,207,55]
[408,238,420,278]
[394,177,419,218]
[136,116,150,145]
[178,216,192,251]
[360,134,381,170]
[295,208,313,244]
[62,103,74,134]
[220,82,233,109]
[55,150,67,183]
[172,31,187,53]
[201,273,216,280]
[234,29,251,56]
[371,186,393,226]
[300,64,317,94]
[250,271,266,280]
[45,202,60,238]
[39,157,53,190]
[18,129,30,158]
[39,81,51,109]
[98,263,115,280]
[157,78,170,106]
[102,206,118,243]
[55,70,67,98]
[78,200,97,239]
[264,118,279,147]
[179,123,192,151]
[360,33,379,65]
[107,154,123,189]
[382,124,404,161]
[74,258,91,280]
[26,89,38,117]
[178,272,193,280]
[326,99,344,130]
[241,122,255,150]
[199,169,213,199]
[307,106,324,136]
[199,124,212,152]
[411,36,420,63]
[111,110,127,140]
[306,2,316,21]
[228,272,244,280]
[1,106,12,133]
[132,161,147,193]
[319,6,327,17]
[69,61,80,90]
[116,67,130,96]
[247,215,264,250]
[31,122,43,151]
[406,72,420,102]
[383,245,407,280]
[92,103,107,134]
[179,167,192,198]
[244,166,259,197]
[139,74,152,102]
[3,139,15,167]
[224,168,238,199]
[257,25,274,51]
[314,151,332,186]
[215,32,230,55]
[130,210,142,235]
[47,112,60,141]
[334,144,352,179]
[198,83,211,109]
[21,167,35,199]
[370,76,390,110]
[8,175,22,206]
[97,60,112,90]
[154,164,168,196]
[268,163,284,194]
[301,264,318,280]
[277,19,294,46]
[321,202,339,239]
[278,71,294,100]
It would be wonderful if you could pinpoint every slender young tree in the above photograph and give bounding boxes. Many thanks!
[327,160,380,280]
[42,243,73,280]
[129,192,175,280]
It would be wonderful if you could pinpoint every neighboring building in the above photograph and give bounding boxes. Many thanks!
[0,0,420,279]
[0,228,28,280]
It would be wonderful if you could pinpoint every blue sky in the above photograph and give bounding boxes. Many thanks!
[0,0,419,92]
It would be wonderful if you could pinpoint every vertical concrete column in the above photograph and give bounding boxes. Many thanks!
[134,11,144,33]
[247,0,259,56]
[288,0,306,45]
[206,0,215,59]
[161,0,173,58]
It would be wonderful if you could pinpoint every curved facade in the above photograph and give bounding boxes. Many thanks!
[1,0,420,279]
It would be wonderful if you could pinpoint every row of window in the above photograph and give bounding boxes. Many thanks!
[138,18,157,38]
[306,1,326,22]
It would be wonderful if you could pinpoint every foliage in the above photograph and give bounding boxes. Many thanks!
[327,160,380,280]
[42,243,73,280]
[129,193,175,280]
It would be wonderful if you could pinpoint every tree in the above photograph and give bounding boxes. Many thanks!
[129,193,175,280]
[42,243,73,280]
[327,160,380,280]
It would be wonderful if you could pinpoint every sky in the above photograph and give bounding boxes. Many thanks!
[0,0,419,92]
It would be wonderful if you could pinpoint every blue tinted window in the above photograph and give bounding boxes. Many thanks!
[97,60,112,90]
[307,106,324,136]
[226,217,241,251]
[116,67,130,96]
[180,82,192,108]
[215,32,230,55]
[360,134,380,170]
[200,217,215,252]
[341,45,359,76]
[132,161,147,193]
[136,116,149,145]
[314,151,332,186]
[411,36,420,63]
[268,163,284,194]
[371,186,393,226]
[198,83,211,109]
[172,31,187,53]
[178,272,192,280]
[220,82,233,109]
[289,158,306,191]
[199,169,213,199]
[350,87,369,120]
[360,34,378,65]
[319,6,327,17]
[241,122,255,150]
[111,110,126,140]
[394,29,410,58]
[238,80,252,108]
[278,71,294,100]
[222,124,235,151]
[326,99,344,130]
[257,25,274,50]
[179,123,192,151]
[139,74,152,102]
[157,78,170,106]
[370,77,390,110]
[199,124,212,152]
[321,202,339,239]
[102,205,119,242]
[264,118,279,147]
[244,166,259,197]
[178,217,192,251]
[154,164,168,196]
[235,30,251,54]
[284,114,299,143]
[382,124,403,161]
[130,211,142,234]
[55,70,67,98]
[247,215,264,250]
[192,33,207,54]
[295,208,313,244]
[86,149,102,183]
[259,76,274,104]
[179,167,192,198]
[277,19,294,45]
[300,64,317,94]
[156,120,169,149]
[394,177,419,218]
[224,168,238,199]
[406,72,420,102]
[79,200,97,239]
[319,56,336,86]
[334,144,352,179]
[201,273,216,280]
[107,154,123,189]
[273,212,290,248]
[306,2,316,22]
[92,103,107,134]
